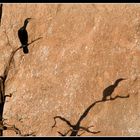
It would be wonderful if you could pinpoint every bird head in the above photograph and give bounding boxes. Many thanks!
[114,78,126,86]
[117,78,126,81]
[24,18,32,25]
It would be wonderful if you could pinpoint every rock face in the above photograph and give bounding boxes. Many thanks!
[0,4,140,136]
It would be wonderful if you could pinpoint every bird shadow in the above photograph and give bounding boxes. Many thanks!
[52,78,129,136]
[102,78,126,101]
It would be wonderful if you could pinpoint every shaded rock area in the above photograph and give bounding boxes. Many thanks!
[0,4,139,136]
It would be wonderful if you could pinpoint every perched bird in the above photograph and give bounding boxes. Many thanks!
[102,78,126,101]
[18,18,32,54]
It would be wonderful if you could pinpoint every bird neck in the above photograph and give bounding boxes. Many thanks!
[114,80,120,87]
[23,21,28,29]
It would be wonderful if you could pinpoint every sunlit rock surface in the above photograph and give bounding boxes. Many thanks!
[0,4,139,136]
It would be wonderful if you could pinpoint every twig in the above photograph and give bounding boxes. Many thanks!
[27,37,43,47]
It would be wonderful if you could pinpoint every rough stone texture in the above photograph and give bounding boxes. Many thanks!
[0,4,139,136]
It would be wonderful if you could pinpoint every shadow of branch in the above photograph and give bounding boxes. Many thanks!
[2,121,36,136]
[52,94,129,136]
[52,116,73,128]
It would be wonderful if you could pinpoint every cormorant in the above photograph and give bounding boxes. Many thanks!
[102,78,126,101]
[18,18,32,54]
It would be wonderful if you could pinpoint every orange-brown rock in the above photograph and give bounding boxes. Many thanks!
[0,4,139,136]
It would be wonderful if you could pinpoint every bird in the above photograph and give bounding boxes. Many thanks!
[102,78,126,101]
[18,18,32,54]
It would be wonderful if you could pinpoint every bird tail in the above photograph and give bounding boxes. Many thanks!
[22,45,29,54]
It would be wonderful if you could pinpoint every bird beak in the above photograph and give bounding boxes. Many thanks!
[26,18,33,22]
[28,18,32,21]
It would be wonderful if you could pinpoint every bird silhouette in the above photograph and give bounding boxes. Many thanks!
[18,18,32,54]
[102,78,126,101]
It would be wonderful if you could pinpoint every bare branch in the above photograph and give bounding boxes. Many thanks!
[2,36,43,81]
[4,93,12,98]
[27,37,43,47]
[0,28,42,136]
[4,90,16,99]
